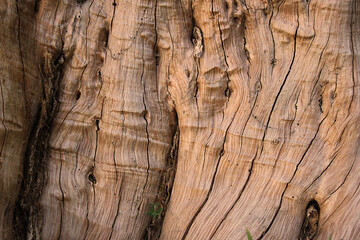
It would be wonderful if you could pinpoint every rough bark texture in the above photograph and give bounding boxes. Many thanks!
[0,1,41,239]
[0,0,359,239]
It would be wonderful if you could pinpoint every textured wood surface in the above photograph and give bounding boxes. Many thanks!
[0,0,359,239]
[0,1,41,239]
[161,0,360,239]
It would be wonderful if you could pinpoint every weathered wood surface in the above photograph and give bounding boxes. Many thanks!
[0,1,41,239]
[0,0,359,239]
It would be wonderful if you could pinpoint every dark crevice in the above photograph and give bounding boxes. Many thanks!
[145,126,179,239]
[348,0,356,114]
[108,180,124,240]
[110,0,116,31]
[154,0,159,99]
[58,152,65,240]
[217,18,232,102]
[88,173,97,184]
[0,81,7,158]
[13,51,62,239]
[90,99,105,207]
[194,61,200,123]
[112,141,118,183]
[34,0,41,13]
[258,114,327,239]
[211,0,232,107]
[191,24,203,116]
[243,34,250,63]
[298,200,320,240]
[141,42,150,204]
[76,91,81,100]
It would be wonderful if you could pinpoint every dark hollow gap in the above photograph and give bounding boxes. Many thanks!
[95,119,100,131]
[143,124,179,240]
[299,200,320,240]
[76,91,81,100]
[34,0,41,13]
[88,173,97,184]
[13,52,62,240]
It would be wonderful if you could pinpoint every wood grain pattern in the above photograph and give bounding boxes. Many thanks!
[0,0,359,239]
[161,0,360,239]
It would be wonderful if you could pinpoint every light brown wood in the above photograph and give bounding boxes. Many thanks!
[0,0,359,239]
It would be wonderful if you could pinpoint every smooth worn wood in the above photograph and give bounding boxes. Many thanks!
[0,0,359,239]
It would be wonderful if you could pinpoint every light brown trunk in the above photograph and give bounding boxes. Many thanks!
[0,0,359,239]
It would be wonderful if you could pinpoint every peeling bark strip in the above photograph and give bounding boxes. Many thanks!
[14,52,62,240]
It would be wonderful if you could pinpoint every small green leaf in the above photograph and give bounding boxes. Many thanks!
[147,202,163,219]
[245,228,253,240]
[329,234,332,240]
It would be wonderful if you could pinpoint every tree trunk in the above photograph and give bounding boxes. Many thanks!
[0,0,359,239]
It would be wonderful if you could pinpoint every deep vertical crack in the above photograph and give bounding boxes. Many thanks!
[0,81,7,158]
[112,141,118,183]
[260,8,299,154]
[91,98,105,207]
[14,51,61,239]
[217,18,231,103]
[348,0,356,114]
[141,42,150,200]
[108,180,123,240]
[110,0,116,31]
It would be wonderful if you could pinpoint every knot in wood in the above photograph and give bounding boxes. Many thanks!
[192,26,204,58]
[255,81,262,92]
[88,173,97,184]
